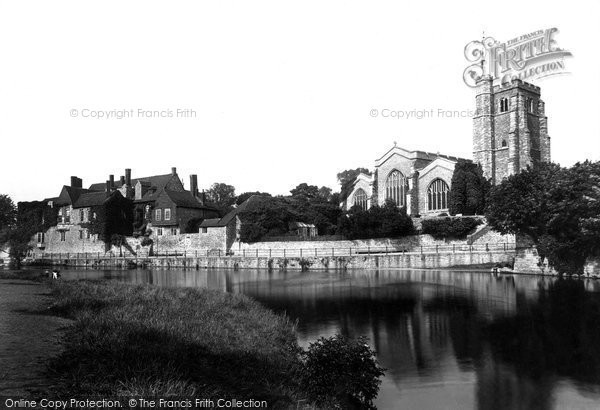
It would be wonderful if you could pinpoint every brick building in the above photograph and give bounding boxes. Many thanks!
[32,168,219,253]
[346,78,551,215]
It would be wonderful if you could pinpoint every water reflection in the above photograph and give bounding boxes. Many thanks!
[59,268,600,409]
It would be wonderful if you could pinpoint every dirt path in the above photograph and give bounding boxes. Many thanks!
[0,279,71,396]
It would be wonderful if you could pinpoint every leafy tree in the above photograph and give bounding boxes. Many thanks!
[206,183,236,215]
[486,162,600,275]
[238,194,342,242]
[318,186,333,201]
[301,335,385,409]
[0,194,17,233]
[449,160,490,215]
[337,168,371,202]
[290,183,320,200]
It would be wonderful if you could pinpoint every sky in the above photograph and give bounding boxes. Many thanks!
[1,0,599,203]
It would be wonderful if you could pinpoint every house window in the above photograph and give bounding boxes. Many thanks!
[79,230,84,239]
[157,228,163,236]
[353,188,368,210]
[170,228,177,235]
[201,227,208,233]
[80,209,85,222]
[385,170,406,207]
[427,179,449,211]
[65,208,71,224]
[86,231,91,239]
[37,232,45,243]
[164,208,171,221]
[155,209,162,221]
[499,97,509,113]
[60,231,66,241]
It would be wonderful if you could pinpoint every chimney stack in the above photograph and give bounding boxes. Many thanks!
[105,180,111,193]
[190,175,198,197]
[70,176,82,188]
[171,167,177,176]
[109,174,115,188]
[125,168,132,185]
[120,175,125,185]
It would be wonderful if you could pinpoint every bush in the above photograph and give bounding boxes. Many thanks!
[337,199,414,240]
[421,216,482,239]
[301,335,385,409]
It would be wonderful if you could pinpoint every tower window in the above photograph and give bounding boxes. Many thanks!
[499,98,509,113]
[427,179,449,211]
[385,170,407,207]
[353,188,368,211]
[527,98,535,113]
[501,139,507,148]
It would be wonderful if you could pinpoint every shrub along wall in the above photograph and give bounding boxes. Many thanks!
[421,216,483,239]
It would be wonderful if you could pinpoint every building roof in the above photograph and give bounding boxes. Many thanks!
[73,191,111,208]
[54,186,95,206]
[199,218,222,228]
[291,222,316,228]
[205,195,265,227]
[375,145,470,169]
[163,190,212,209]
[134,188,218,211]
[89,173,176,192]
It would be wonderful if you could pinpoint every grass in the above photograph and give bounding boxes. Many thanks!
[45,280,304,408]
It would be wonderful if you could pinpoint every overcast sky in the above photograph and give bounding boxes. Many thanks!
[1,0,598,203]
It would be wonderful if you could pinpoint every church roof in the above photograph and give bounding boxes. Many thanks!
[375,145,470,169]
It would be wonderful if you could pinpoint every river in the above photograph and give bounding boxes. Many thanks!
[7,268,600,409]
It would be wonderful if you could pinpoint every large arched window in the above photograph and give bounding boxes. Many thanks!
[353,188,368,210]
[385,170,406,207]
[427,179,449,211]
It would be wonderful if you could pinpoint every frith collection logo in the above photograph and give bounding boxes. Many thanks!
[463,28,572,87]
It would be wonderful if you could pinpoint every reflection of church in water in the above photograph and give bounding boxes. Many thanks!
[345,77,551,215]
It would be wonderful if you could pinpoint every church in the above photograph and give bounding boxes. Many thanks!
[345,76,551,215]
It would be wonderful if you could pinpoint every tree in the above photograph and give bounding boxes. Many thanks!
[206,183,236,215]
[486,162,600,275]
[290,183,320,200]
[449,160,490,215]
[0,194,17,233]
[337,168,371,203]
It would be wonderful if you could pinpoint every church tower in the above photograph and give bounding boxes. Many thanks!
[473,76,551,184]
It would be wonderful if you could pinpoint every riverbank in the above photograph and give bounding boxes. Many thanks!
[0,274,71,396]
[44,279,304,407]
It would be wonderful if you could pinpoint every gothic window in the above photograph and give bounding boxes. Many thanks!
[427,179,449,211]
[353,188,368,210]
[499,98,509,113]
[385,170,406,207]
[527,98,535,113]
